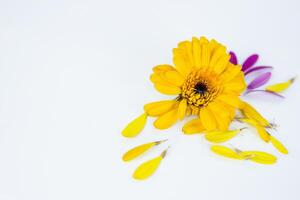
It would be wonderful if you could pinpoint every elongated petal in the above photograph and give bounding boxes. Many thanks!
[162,70,185,87]
[270,136,288,154]
[201,43,210,67]
[178,99,187,120]
[244,89,284,98]
[123,141,160,161]
[192,37,201,67]
[242,54,258,71]
[239,101,270,127]
[247,72,272,90]
[182,118,205,134]
[255,124,271,142]
[265,77,296,93]
[133,156,162,180]
[154,84,181,95]
[241,118,271,142]
[144,100,176,117]
[205,129,241,143]
[229,51,238,65]
[241,151,277,164]
[244,66,273,75]
[152,64,175,73]
[211,145,243,160]
[216,94,242,108]
[153,108,178,129]
[221,64,242,83]
[122,113,147,138]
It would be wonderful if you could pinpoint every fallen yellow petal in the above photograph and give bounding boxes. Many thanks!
[241,118,271,142]
[122,113,147,138]
[270,135,288,154]
[133,149,168,180]
[240,151,277,165]
[265,77,296,93]
[240,101,270,127]
[211,145,243,160]
[122,140,166,162]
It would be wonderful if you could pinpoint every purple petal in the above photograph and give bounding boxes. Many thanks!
[244,66,273,76]
[247,72,272,90]
[242,54,259,72]
[244,89,284,98]
[229,51,238,65]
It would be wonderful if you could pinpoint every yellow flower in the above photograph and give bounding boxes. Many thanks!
[148,37,246,131]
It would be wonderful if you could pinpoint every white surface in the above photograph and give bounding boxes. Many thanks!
[0,0,300,199]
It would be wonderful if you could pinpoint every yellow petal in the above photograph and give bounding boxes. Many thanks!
[186,106,192,117]
[241,151,277,165]
[178,41,194,67]
[211,145,243,160]
[173,43,193,77]
[192,37,201,67]
[208,102,232,131]
[205,129,241,143]
[214,54,230,74]
[182,118,205,134]
[265,77,296,92]
[133,149,168,180]
[216,94,242,108]
[123,140,165,162]
[209,45,226,68]
[239,101,270,127]
[256,125,271,142]
[270,135,288,154]
[152,64,175,73]
[153,108,178,129]
[133,156,162,180]
[200,107,217,131]
[201,43,210,67]
[122,113,147,138]
[150,73,170,85]
[144,100,176,117]
[223,74,247,94]
[178,99,187,120]
[221,64,243,82]
[241,118,271,142]
[162,70,185,87]
[154,83,181,95]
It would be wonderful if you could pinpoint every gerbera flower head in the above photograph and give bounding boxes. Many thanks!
[149,37,246,131]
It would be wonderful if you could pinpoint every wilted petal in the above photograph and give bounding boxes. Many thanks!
[242,54,259,71]
[229,51,238,65]
[247,72,272,90]
[244,66,273,76]
[244,89,285,98]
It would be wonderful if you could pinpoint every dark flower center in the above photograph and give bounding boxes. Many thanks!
[194,82,208,94]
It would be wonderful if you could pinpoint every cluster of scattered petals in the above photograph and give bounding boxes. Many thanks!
[121,36,292,180]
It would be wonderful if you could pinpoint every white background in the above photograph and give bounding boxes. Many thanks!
[0,0,300,199]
